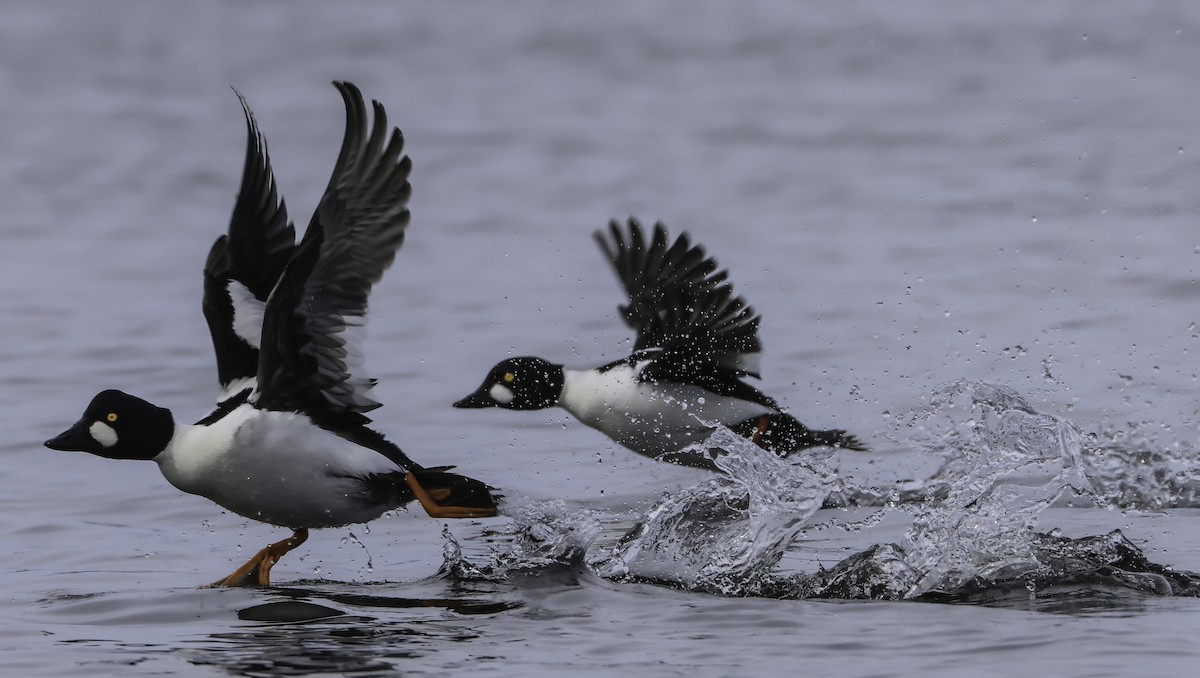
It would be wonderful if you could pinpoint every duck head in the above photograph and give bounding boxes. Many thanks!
[454,356,564,411]
[45,389,174,460]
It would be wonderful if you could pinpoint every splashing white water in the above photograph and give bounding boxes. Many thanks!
[898,380,1099,597]
[441,496,606,580]
[588,427,835,594]
[439,381,1199,602]
[1082,419,1200,509]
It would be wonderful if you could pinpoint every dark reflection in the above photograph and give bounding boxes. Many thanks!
[920,580,1157,616]
[237,601,346,623]
[268,582,521,616]
[201,622,407,676]
[187,582,522,676]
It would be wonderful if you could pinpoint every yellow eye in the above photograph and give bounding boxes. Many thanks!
[106,413,118,423]
[503,372,515,383]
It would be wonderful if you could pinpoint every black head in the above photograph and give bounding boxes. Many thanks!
[453,356,564,411]
[44,389,175,461]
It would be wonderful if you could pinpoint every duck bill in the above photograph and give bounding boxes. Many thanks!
[44,419,98,453]
[453,387,496,409]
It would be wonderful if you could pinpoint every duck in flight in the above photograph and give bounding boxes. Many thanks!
[454,219,865,471]
[46,82,498,587]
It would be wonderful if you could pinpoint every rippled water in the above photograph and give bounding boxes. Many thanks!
[4,1,1200,676]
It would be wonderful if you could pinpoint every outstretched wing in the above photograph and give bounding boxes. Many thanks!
[254,81,412,417]
[595,219,767,399]
[201,89,295,403]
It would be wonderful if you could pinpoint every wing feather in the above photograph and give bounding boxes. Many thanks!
[255,81,412,416]
[595,219,766,397]
[201,89,295,399]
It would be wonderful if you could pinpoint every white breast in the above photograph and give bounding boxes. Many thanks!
[155,405,402,528]
[558,363,773,458]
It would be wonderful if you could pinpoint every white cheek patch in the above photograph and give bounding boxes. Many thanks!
[89,421,118,448]
[489,383,515,405]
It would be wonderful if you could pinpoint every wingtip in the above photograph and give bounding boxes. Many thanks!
[203,233,231,278]
[627,216,645,245]
[231,86,253,121]
[333,80,363,101]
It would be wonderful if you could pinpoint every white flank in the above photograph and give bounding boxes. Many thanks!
[155,405,401,528]
[559,362,772,458]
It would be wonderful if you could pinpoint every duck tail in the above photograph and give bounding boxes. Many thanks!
[731,413,868,454]
[408,467,501,518]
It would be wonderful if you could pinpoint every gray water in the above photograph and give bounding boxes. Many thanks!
[4,1,1200,675]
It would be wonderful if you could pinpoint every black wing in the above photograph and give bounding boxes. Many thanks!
[254,81,412,418]
[595,219,770,404]
[201,89,295,401]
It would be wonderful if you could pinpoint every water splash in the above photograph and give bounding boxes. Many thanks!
[899,380,1098,597]
[343,528,374,577]
[1082,420,1200,509]
[761,529,1200,603]
[825,390,1200,512]
[590,427,833,595]
[756,382,1200,602]
[441,497,604,580]
[440,427,834,594]
[439,380,1199,603]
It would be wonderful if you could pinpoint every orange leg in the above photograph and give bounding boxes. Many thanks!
[209,528,309,588]
[406,472,497,518]
[750,415,770,447]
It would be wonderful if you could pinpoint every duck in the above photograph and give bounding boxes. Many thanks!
[45,81,498,587]
[454,219,865,471]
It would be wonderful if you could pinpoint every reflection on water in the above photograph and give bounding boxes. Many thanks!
[30,581,524,676]
[202,621,434,675]
[199,586,521,676]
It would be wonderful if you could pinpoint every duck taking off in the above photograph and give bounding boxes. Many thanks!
[46,82,498,587]
[455,219,865,471]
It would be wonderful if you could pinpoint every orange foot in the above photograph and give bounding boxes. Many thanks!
[406,472,497,518]
[208,528,310,588]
